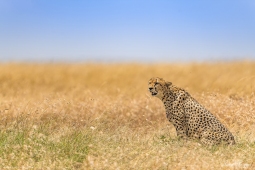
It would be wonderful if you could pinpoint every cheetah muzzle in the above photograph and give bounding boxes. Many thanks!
[149,87,157,96]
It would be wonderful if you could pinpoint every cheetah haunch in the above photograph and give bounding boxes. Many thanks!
[148,77,235,145]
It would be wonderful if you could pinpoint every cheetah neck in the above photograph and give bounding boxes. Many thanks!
[161,90,176,104]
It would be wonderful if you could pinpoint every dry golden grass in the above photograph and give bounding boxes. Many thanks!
[0,62,255,169]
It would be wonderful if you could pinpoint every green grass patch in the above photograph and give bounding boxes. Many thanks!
[0,125,92,168]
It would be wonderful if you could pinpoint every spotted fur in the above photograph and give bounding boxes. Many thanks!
[148,77,235,145]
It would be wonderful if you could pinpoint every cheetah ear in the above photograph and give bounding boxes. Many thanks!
[156,77,162,83]
[165,81,172,87]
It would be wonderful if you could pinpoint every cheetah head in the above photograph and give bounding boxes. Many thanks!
[148,77,172,99]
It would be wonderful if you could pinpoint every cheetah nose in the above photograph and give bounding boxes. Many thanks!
[149,87,153,91]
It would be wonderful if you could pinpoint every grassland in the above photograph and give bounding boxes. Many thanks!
[0,62,255,169]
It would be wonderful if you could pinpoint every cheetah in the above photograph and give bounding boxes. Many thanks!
[148,77,235,145]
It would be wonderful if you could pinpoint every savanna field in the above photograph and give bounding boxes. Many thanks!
[0,62,255,169]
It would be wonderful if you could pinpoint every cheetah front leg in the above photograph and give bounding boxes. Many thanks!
[172,92,189,139]
[167,104,188,139]
[175,121,188,139]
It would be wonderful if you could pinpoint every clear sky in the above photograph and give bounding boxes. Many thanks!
[0,0,255,62]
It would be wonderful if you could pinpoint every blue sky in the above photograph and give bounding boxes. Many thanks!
[0,0,255,62]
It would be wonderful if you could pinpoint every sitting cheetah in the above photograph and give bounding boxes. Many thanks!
[148,77,235,145]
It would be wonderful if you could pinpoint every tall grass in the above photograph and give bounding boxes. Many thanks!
[0,62,255,169]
